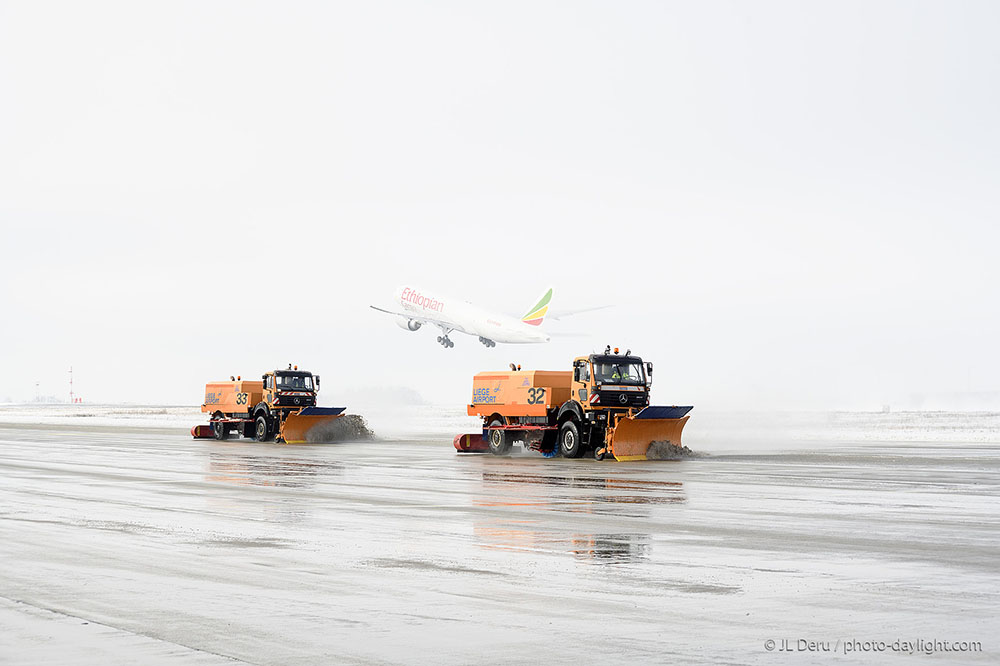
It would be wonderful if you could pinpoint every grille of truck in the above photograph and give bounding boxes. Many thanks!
[597,390,648,408]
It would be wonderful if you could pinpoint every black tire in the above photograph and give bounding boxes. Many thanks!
[594,448,606,461]
[487,418,511,455]
[254,415,271,442]
[559,420,583,458]
[213,420,229,440]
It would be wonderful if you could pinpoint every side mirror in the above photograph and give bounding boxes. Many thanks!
[646,362,653,376]
[573,368,580,382]
[315,375,321,389]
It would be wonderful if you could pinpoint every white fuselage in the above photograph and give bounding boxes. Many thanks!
[395,286,550,344]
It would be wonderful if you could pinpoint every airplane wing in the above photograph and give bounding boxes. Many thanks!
[370,305,415,318]
[369,305,471,335]
[370,305,432,325]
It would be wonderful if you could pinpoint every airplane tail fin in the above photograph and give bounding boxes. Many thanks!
[522,287,553,326]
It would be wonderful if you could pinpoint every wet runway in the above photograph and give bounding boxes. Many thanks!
[1,421,998,664]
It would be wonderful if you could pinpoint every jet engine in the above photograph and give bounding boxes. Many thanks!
[395,316,422,331]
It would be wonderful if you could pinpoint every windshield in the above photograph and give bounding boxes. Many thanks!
[276,373,313,391]
[593,361,645,385]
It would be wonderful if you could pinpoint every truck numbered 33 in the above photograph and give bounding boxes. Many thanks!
[192,365,345,444]
[457,348,693,461]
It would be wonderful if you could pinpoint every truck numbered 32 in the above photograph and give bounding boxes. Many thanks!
[457,348,693,461]
[192,365,345,444]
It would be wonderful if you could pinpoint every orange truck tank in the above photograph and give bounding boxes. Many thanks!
[469,370,573,418]
[196,366,345,443]
[462,348,693,461]
[203,380,264,416]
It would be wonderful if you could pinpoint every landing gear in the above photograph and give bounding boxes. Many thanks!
[478,336,496,348]
[437,335,454,348]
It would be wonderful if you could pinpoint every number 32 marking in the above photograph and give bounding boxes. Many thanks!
[527,387,546,404]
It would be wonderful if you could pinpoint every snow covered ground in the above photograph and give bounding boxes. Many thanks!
[1,403,998,447]
[1,406,997,664]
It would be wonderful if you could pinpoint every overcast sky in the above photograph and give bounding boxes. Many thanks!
[1,1,998,409]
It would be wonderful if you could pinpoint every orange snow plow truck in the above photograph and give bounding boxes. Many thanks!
[458,348,692,461]
[193,366,345,443]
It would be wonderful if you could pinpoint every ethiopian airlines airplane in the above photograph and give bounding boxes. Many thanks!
[370,286,552,348]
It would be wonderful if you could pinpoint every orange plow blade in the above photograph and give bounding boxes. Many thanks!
[609,406,693,461]
[279,407,346,444]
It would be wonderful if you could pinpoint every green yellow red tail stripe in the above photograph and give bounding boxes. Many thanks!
[522,288,552,326]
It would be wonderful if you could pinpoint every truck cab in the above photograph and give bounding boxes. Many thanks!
[571,352,652,414]
[262,368,320,412]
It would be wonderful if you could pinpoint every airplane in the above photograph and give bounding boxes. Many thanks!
[370,286,553,348]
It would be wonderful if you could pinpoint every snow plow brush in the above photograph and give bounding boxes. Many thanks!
[599,406,694,462]
[454,433,490,453]
[279,407,346,444]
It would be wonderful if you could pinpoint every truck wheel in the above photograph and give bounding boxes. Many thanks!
[487,419,511,455]
[559,420,583,458]
[213,421,229,440]
[254,415,271,442]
